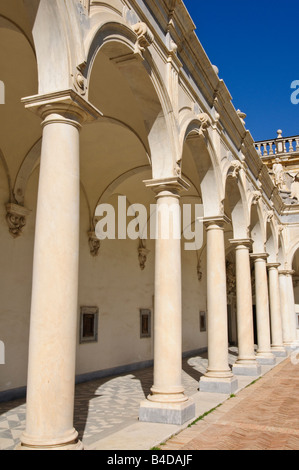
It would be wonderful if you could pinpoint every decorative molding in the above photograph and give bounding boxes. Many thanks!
[267,210,274,222]
[6,203,30,238]
[132,22,154,54]
[229,160,243,180]
[138,240,149,271]
[197,112,212,136]
[88,231,100,257]
[252,190,262,205]
[237,109,246,126]
[197,261,202,281]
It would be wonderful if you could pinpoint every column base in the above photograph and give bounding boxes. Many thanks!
[271,346,288,357]
[139,398,195,425]
[256,352,276,365]
[199,376,238,394]
[16,440,84,451]
[283,342,299,352]
[17,428,83,451]
[232,362,261,377]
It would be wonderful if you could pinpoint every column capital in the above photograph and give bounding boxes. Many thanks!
[203,215,231,229]
[278,269,295,276]
[144,176,190,196]
[250,252,269,261]
[229,238,253,249]
[267,263,281,269]
[22,89,102,126]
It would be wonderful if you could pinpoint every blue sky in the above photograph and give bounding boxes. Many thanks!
[183,0,299,142]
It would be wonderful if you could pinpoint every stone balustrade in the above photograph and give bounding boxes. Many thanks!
[255,130,299,158]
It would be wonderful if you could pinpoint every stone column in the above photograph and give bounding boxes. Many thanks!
[139,177,195,425]
[279,270,299,348]
[199,217,238,394]
[279,270,294,348]
[18,91,100,450]
[230,240,261,376]
[251,254,276,365]
[267,264,287,356]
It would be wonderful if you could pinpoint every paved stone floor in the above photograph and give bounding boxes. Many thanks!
[0,348,294,451]
[0,352,209,450]
[162,357,299,451]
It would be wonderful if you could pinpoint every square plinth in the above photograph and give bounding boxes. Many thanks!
[139,399,195,425]
[256,355,276,365]
[199,376,238,394]
[232,363,262,377]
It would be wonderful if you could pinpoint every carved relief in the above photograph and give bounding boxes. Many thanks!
[271,158,288,192]
[197,113,212,135]
[6,203,30,238]
[252,190,262,205]
[88,231,100,257]
[138,240,149,270]
[133,22,154,54]
[229,160,243,180]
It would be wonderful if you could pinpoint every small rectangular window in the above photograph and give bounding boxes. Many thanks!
[80,307,98,343]
[140,309,151,338]
[200,311,206,332]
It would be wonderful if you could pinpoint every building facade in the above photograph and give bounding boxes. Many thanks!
[0,0,298,450]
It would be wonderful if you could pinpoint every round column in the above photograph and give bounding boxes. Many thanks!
[284,270,299,346]
[199,217,238,394]
[267,264,286,356]
[279,270,294,347]
[251,254,276,365]
[18,98,88,450]
[139,178,195,425]
[230,240,261,376]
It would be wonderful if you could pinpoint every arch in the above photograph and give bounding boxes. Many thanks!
[250,200,266,253]
[0,148,12,201]
[286,238,299,269]
[180,118,222,217]
[85,19,178,179]
[265,219,279,263]
[224,164,249,240]
[14,139,41,205]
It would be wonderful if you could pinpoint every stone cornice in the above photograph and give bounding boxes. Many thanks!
[22,89,102,123]
[229,238,253,249]
[250,253,269,261]
[203,215,231,228]
[144,176,190,195]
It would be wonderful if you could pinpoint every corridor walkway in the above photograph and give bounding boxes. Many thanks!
[162,357,299,451]
[0,349,293,450]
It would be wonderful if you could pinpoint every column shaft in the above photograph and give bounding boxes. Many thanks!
[286,273,299,344]
[139,178,195,425]
[231,241,261,376]
[200,218,238,394]
[252,254,275,365]
[150,190,185,401]
[20,111,82,450]
[268,264,286,356]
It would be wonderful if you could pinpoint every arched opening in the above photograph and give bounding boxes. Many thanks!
[223,174,249,348]
[178,124,222,358]
[0,9,40,394]
[292,248,299,338]
[74,31,177,379]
